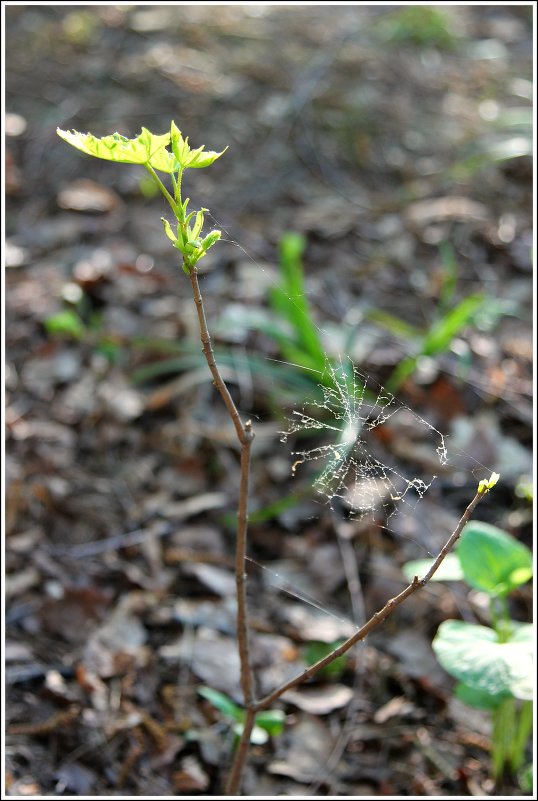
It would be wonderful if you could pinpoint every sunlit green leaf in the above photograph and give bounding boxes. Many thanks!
[433,620,533,701]
[169,120,227,169]
[477,472,500,495]
[161,217,177,243]
[57,127,176,173]
[200,230,221,252]
[422,294,485,355]
[456,522,532,597]
[44,310,86,339]
[255,709,286,736]
[198,687,243,722]
[191,209,206,240]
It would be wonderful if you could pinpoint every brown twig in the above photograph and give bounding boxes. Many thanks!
[227,489,485,794]
[189,269,248,445]
[7,706,80,736]
[188,267,256,793]
[225,707,257,795]
[256,489,483,711]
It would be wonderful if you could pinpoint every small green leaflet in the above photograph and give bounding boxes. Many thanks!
[170,120,227,169]
[197,687,285,744]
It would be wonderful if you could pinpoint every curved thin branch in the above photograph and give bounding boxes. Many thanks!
[255,489,483,711]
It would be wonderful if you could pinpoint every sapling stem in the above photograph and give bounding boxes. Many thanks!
[144,163,177,214]
[188,266,255,702]
[225,707,257,796]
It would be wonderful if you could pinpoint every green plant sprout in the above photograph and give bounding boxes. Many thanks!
[57,122,500,795]
[402,492,533,791]
[197,687,285,746]
[376,5,459,50]
[58,124,227,272]
[45,303,122,363]
[268,232,328,376]
[364,240,518,394]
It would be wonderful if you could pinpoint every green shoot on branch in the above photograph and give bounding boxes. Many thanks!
[57,122,227,273]
[478,471,501,494]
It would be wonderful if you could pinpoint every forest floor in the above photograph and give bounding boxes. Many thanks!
[5,5,533,797]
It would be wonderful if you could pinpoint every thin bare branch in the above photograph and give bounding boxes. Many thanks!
[255,489,484,712]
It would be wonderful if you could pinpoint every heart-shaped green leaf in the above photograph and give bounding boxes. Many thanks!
[455,680,505,710]
[456,522,532,597]
[433,620,533,701]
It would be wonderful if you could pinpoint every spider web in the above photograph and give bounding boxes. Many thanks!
[281,357,448,523]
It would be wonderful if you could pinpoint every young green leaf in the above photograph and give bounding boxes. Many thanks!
[269,232,326,371]
[433,620,533,701]
[44,310,86,339]
[191,209,206,240]
[161,217,177,244]
[200,230,222,252]
[198,687,243,722]
[385,293,487,391]
[169,120,227,169]
[57,127,176,173]
[455,681,505,710]
[254,709,286,736]
[477,472,500,494]
[456,521,532,597]
[422,294,485,355]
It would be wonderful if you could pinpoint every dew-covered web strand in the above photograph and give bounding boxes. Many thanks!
[280,356,449,530]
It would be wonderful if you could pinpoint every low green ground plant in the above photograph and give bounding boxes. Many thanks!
[403,520,533,791]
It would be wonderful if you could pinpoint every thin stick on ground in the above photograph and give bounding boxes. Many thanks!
[225,487,487,794]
